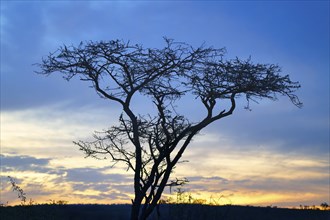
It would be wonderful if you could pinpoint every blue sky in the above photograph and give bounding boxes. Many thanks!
[1,1,329,207]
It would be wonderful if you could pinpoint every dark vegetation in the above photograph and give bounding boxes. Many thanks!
[1,204,329,220]
[2,177,329,220]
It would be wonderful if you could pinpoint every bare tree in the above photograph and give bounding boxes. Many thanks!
[36,38,302,220]
[8,176,27,204]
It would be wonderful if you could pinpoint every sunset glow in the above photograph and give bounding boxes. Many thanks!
[1,1,329,209]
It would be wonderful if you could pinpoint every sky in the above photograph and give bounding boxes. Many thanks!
[0,0,329,208]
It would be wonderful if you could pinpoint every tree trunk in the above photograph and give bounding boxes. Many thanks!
[131,198,159,220]
[130,201,141,220]
[139,203,157,220]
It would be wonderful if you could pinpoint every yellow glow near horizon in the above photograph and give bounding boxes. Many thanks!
[1,107,328,208]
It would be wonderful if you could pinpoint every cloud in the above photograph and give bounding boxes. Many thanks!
[186,176,229,184]
[195,98,329,157]
[173,145,328,204]
[71,182,110,192]
[65,167,130,184]
[1,2,112,110]
[1,154,51,172]
[1,103,120,158]
[1,154,50,167]
[1,1,328,207]
[0,154,133,205]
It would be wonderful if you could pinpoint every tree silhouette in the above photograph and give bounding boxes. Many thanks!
[8,176,26,204]
[320,202,329,210]
[36,38,302,220]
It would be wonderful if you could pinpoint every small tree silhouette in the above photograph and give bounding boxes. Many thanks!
[7,176,26,204]
[320,202,329,210]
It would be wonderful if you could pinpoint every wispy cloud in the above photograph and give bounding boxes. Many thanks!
[0,154,133,205]
[1,103,120,156]
[1,154,50,171]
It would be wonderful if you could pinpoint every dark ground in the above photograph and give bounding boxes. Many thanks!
[0,204,329,220]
